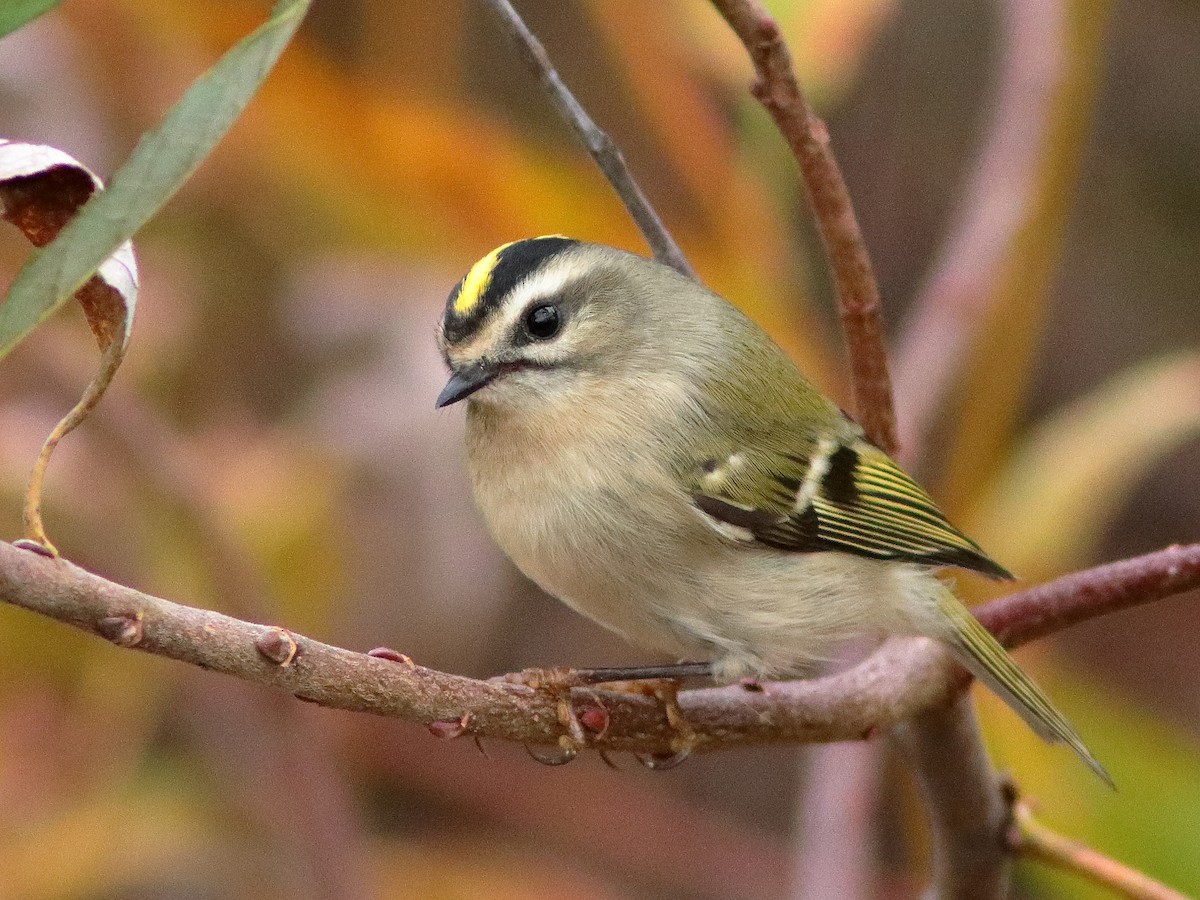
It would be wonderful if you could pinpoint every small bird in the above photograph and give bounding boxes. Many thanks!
[436,236,1109,784]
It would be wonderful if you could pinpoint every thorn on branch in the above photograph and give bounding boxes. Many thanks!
[96,612,143,647]
[12,538,57,558]
[255,627,298,667]
[428,713,472,740]
[751,14,779,46]
[367,646,415,667]
[585,129,614,159]
[807,113,830,146]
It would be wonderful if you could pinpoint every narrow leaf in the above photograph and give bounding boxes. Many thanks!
[0,0,309,552]
[0,0,309,361]
[0,0,61,39]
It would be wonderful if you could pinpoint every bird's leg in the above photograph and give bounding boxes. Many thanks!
[558,661,714,683]
[492,661,711,692]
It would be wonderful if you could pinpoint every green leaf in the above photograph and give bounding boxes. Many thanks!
[0,0,310,360]
[0,0,61,39]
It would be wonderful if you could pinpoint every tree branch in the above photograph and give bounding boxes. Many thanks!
[0,539,939,753]
[975,543,1200,645]
[704,4,994,896]
[895,698,1011,899]
[2,539,1196,756]
[707,0,897,453]
[481,0,695,280]
[1008,799,1191,900]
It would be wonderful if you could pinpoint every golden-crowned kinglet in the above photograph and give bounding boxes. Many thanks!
[436,236,1109,784]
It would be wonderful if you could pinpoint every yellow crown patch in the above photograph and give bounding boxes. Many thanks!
[452,241,516,317]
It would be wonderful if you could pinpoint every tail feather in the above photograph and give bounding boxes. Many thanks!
[935,588,1114,788]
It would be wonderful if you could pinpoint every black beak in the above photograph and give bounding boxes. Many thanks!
[436,362,499,408]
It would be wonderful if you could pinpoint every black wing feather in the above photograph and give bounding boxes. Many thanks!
[691,441,1012,580]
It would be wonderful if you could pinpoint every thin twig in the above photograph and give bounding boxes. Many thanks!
[21,338,368,900]
[482,0,695,279]
[975,543,1200,645]
[2,540,1197,755]
[706,4,986,895]
[1008,800,1190,900]
[891,0,1066,462]
[707,0,896,453]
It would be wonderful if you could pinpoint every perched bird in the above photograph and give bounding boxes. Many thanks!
[436,236,1109,784]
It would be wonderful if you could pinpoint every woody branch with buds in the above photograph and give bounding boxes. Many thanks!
[0,2,1194,900]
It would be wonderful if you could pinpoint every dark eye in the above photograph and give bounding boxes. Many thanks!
[524,302,561,340]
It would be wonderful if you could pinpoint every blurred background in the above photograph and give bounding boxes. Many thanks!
[1,0,1198,897]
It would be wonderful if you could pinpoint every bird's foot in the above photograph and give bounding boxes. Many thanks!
[625,677,699,770]
[492,663,711,768]
[492,667,590,763]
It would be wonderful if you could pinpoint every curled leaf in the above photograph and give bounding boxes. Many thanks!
[0,142,137,351]
[0,0,309,553]
[0,140,138,554]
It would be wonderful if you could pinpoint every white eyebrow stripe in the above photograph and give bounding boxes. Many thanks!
[445,252,594,366]
[492,257,586,330]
